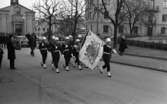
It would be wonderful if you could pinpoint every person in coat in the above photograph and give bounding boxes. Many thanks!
[118,35,128,56]
[7,35,16,70]
[39,37,48,69]
[0,47,3,69]
[26,33,37,56]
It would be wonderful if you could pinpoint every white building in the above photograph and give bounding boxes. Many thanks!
[85,0,167,37]
[0,0,35,35]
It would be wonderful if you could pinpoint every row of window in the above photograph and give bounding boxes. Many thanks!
[102,25,167,34]
[102,25,139,34]
[35,27,48,32]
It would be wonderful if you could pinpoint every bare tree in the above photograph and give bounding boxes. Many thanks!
[125,0,147,36]
[95,0,126,48]
[34,0,60,39]
[60,0,87,42]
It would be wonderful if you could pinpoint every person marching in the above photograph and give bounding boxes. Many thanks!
[100,38,113,77]
[72,39,82,70]
[39,37,48,69]
[63,36,72,71]
[50,36,61,73]
[118,35,128,56]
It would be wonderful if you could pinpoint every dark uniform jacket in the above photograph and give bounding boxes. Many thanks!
[119,38,127,52]
[103,44,112,55]
[63,44,72,57]
[39,42,47,53]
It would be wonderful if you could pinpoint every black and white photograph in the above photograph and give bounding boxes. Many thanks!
[0,0,167,104]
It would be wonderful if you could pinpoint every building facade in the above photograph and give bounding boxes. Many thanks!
[0,0,35,35]
[85,0,167,37]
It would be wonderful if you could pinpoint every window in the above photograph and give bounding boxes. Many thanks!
[161,27,166,34]
[104,11,109,19]
[43,28,45,31]
[134,26,138,34]
[163,0,167,8]
[162,14,167,22]
[103,25,109,33]
[119,25,124,33]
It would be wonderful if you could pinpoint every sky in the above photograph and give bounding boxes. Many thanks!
[0,0,37,9]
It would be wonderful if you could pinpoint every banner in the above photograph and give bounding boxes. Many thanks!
[79,31,104,70]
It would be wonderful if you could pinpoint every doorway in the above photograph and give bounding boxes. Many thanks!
[15,24,23,35]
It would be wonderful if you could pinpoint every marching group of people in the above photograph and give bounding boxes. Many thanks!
[37,33,127,78]
[0,32,128,78]
[38,35,82,73]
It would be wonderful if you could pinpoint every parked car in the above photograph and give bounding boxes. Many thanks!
[15,36,29,47]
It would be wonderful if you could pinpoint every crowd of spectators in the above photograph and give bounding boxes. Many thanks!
[0,32,10,48]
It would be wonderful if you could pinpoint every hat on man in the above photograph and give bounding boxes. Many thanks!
[65,36,70,40]
[105,38,111,42]
[76,39,80,42]
[52,36,59,40]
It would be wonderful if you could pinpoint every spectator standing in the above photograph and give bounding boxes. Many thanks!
[0,47,3,69]
[7,35,16,70]
[118,35,128,56]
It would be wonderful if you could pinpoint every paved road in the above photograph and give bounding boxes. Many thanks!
[0,48,167,104]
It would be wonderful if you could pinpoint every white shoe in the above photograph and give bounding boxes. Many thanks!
[79,65,82,70]
[43,64,47,69]
[56,68,60,73]
[66,66,69,71]
[51,64,54,68]
[107,72,112,77]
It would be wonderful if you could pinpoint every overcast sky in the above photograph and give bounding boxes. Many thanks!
[0,0,37,9]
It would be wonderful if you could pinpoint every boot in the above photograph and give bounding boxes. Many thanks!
[43,64,47,69]
[56,68,60,73]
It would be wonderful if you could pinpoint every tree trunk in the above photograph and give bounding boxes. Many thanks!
[130,27,133,36]
[48,16,52,40]
[72,17,78,44]
[113,24,118,48]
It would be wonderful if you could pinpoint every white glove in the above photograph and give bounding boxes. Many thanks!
[112,49,118,54]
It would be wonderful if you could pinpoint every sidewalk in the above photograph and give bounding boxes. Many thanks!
[0,68,52,104]
[111,46,167,72]
[125,46,167,60]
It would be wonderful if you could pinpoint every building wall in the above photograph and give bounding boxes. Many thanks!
[86,0,167,37]
[0,4,35,35]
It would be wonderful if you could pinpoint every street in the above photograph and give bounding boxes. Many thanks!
[0,48,167,104]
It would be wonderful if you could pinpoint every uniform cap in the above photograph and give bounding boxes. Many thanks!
[69,35,73,38]
[105,38,111,42]
[52,36,59,40]
[74,45,77,48]
[76,39,80,42]
[78,34,82,38]
[42,37,47,40]
[65,36,70,40]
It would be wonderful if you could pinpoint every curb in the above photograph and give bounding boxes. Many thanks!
[111,61,167,73]
[125,53,167,61]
